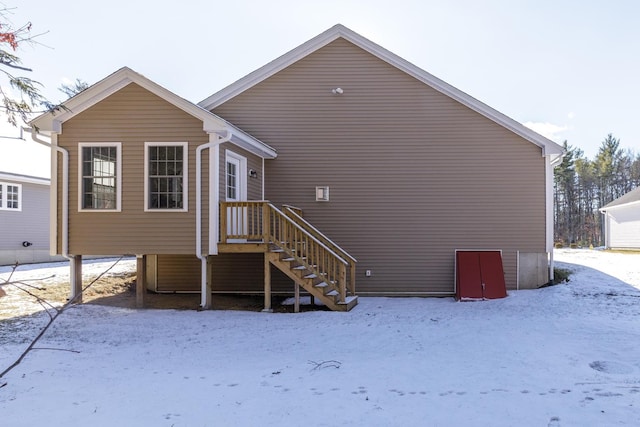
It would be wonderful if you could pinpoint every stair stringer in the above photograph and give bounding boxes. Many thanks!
[267,251,357,312]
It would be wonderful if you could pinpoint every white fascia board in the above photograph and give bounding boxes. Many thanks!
[29,67,275,159]
[206,119,276,159]
[30,71,132,132]
[199,24,564,156]
[31,68,228,133]
[600,199,640,213]
[0,172,50,186]
[199,27,344,110]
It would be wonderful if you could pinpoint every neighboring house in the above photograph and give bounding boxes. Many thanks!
[30,25,564,311]
[600,186,640,249]
[0,171,62,265]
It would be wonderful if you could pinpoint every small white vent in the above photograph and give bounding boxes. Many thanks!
[315,186,329,202]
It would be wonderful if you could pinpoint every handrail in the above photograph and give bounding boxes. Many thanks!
[266,203,348,303]
[282,204,304,217]
[283,206,357,263]
[283,206,357,297]
[268,203,348,266]
[220,201,350,302]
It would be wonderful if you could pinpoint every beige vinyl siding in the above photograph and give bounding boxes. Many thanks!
[58,83,210,255]
[213,38,547,294]
[152,253,292,293]
[155,254,200,291]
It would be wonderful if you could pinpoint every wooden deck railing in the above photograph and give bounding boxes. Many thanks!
[283,206,357,297]
[220,201,354,301]
[220,201,265,242]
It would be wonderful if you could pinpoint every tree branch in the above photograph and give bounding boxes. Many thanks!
[0,257,124,379]
[0,58,31,71]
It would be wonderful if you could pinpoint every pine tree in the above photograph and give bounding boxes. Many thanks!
[0,7,52,126]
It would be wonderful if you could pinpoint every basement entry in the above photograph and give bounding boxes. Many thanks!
[455,250,507,300]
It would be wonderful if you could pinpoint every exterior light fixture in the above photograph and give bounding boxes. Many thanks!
[331,87,344,94]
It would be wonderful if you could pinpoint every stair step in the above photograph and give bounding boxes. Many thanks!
[326,290,339,297]
[282,257,295,262]
[304,273,318,279]
[293,265,307,270]
[336,295,359,311]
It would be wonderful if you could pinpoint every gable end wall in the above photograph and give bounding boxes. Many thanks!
[212,38,548,294]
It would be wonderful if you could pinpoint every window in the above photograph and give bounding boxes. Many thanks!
[226,159,238,200]
[145,142,188,211]
[78,143,121,211]
[0,182,22,211]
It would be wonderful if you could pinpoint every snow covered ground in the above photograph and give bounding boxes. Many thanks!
[1,249,639,426]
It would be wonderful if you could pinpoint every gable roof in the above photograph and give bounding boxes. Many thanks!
[30,67,276,159]
[199,24,564,159]
[600,186,640,211]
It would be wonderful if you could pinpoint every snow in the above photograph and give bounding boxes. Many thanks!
[1,249,639,426]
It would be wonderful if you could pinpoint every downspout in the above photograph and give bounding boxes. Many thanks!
[261,157,265,200]
[27,127,71,260]
[546,153,564,282]
[196,130,232,308]
[600,209,609,249]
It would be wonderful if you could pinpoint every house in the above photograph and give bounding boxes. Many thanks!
[0,171,63,265]
[29,25,564,311]
[600,186,640,249]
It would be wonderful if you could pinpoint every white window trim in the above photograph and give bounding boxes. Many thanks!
[0,182,22,211]
[77,142,122,212]
[144,141,189,212]
[225,149,247,201]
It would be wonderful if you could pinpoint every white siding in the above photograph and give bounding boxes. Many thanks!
[606,204,640,249]
[0,179,62,265]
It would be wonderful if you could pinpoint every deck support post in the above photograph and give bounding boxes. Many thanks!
[69,255,82,303]
[294,283,300,313]
[135,255,146,308]
[201,256,212,310]
[262,253,273,313]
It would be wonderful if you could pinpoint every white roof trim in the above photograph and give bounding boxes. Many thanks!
[30,67,276,159]
[199,24,564,157]
[600,187,640,212]
[0,171,50,185]
[600,199,640,213]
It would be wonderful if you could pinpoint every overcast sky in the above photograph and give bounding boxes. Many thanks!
[1,0,639,177]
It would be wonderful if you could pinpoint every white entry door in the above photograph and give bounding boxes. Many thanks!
[225,150,247,240]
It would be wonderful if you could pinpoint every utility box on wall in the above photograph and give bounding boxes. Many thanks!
[455,250,507,300]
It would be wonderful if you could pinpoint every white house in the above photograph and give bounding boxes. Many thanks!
[0,171,63,265]
[600,186,640,250]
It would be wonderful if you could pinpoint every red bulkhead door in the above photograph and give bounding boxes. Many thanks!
[455,250,507,300]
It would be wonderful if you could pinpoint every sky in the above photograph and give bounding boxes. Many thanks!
[1,0,639,177]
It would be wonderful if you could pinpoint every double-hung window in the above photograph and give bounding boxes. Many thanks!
[0,182,21,211]
[78,143,121,211]
[144,142,188,211]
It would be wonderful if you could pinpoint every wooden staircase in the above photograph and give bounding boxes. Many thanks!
[267,246,358,312]
[220,202,358,312]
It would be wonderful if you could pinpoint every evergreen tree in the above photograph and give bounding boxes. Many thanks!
[0,7,52,126]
